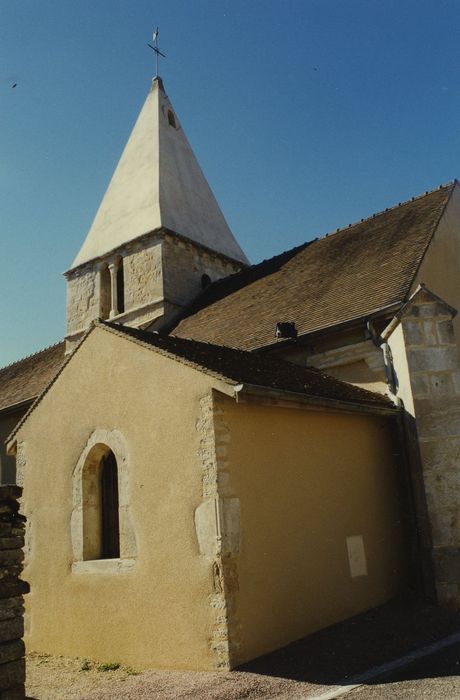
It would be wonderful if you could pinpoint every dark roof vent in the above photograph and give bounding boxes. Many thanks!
[275,322,298,339]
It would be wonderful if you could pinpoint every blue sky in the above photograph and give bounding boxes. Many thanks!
[1,0,460,365]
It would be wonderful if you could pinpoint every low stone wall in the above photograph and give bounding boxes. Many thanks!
[0,485,28,699]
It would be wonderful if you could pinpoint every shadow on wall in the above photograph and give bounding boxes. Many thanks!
[238,596,460,687]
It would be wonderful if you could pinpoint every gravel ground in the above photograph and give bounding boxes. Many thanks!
[26,652,328,699]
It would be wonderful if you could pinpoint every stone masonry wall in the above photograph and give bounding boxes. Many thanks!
[66,266,99,337]
[162,235,242,308]
[396,289,460,607]
[0,485,28,699]
[123,240,163,312]
[194,394,241,670]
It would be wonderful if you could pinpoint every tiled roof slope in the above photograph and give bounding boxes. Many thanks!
[101,321,392,408]
[0,342,66,412]
[173,183,455,350]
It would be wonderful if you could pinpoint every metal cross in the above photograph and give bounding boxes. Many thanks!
[147,27,166,77]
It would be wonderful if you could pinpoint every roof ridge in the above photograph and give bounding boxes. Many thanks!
[0,339,65,374]
[318,181,456,242]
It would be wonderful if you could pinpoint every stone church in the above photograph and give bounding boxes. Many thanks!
[1,75,460,670]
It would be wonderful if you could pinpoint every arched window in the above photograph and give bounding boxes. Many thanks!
[99,265,111,319]
[116,259,125,314]
[80,445,120,560]
[71,429,137,571]
[201,273,211,290]
[167,109,177,128]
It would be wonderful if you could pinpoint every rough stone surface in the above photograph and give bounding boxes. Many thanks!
[66,267,99,337]
[66,230,242,348]
[195,394,242,670]
[0,489,27,698]
[399,289,460,607]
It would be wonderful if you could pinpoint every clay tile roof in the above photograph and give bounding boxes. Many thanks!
[101,321,393,409]
[172,183,455,350]
[0,342,66,413]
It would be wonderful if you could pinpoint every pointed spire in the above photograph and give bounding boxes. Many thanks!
[71,78,248,269]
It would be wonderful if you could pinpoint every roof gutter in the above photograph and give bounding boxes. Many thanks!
[231,383,399,417]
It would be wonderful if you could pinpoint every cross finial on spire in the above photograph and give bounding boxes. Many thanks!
[147,27,166,78]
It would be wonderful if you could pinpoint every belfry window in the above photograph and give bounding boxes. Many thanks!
[99,265,111,319]
[99,257,125,318]
[167,109,177,128]
[116,259,125,314]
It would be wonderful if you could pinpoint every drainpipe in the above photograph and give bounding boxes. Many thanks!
[366,320,396,394]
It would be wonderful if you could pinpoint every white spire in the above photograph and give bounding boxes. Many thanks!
[71,78,248,269]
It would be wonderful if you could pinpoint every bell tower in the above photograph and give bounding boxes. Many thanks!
[65,77,248,351]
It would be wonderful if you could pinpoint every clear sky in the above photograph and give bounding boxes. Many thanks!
[1,0,460,366]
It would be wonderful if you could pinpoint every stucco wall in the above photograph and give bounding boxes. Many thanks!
[14,328,221,670]
[415,185,460,354]
[217,396,407,664]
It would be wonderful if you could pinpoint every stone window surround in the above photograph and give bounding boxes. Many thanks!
[71,428,137,574]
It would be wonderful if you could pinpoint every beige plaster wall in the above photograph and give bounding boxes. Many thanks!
[217,396,407,664]
[415,185,460,354]
[14,328,222,670]
[278,339,388,395]
[388,323,415,416]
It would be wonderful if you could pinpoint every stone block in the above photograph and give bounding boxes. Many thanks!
[0,659,25,692]
[0,617,23,643]
[429,374,454,397]
[436,582,460,609]
[424,470,460,511]
[410,373,430,398]
[419,437,460,473]
[422,321,438,346]
[438,320,455,345]
[0,566,24,582]
[0,539,24,552]
[0,599,24,623]
[415,398,460,438]
[453,372,460,395]
[0,551,23,567]
[0,685,25,699]
[0,579,29,601]
[407,346,459,372]
[432,548,460,585]
[429,507,460,548]
[0,640,24,665]
[415,302,437,318]
[402,320,424,346]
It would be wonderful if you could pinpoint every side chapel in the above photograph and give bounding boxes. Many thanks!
[2,74,460,670]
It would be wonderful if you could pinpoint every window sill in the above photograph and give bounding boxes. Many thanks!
[72,558,136,574]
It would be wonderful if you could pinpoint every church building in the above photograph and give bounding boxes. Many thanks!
[2,74,460,670]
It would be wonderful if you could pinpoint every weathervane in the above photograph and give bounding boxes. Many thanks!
[148,27,166,77]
